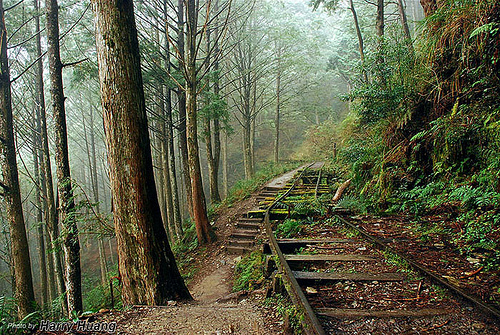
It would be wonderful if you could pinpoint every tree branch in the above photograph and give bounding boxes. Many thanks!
[62,58,89,68]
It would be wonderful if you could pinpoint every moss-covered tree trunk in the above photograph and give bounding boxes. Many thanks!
[91,0,191,304]
[0,1,35,318]
[46,0,82,316]
[185,0,213,244]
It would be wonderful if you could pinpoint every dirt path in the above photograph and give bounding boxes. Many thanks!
[91,168,304,335]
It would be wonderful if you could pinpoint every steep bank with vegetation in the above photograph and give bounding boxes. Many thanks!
[305,0,500,270]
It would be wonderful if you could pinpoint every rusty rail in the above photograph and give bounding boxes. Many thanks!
[334,214,500,322]
[264,163,326,335]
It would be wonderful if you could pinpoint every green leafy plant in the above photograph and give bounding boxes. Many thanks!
[233,251,265,292]
[276,219,303,238]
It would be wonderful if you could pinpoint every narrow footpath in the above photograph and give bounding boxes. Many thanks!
[93,167,304,334]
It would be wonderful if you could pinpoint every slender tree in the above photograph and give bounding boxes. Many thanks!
[46,0,82,316]
[162,5,183,237]
[34,0,63,306]
[91,0,191,304]
[185,0,213,243]
[0,0,36,317]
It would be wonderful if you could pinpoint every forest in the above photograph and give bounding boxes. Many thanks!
[0,0,499,333]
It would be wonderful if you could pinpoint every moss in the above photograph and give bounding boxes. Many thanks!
[233,251,265,292]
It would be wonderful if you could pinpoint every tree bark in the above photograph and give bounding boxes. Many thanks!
[34,0,63,307]
[348,0,368,83]
[46,0,82,316]
[176,0,194,218]
[0,1,36,317]
[82,105,108,287]
[222,131,228,198]
[376,0,384,38]
[162,2,183,238]
[185,0,213,244]
[32,102,48,307]
[203,1,222,204]
[92,0,191,304]
[274,50,281,164]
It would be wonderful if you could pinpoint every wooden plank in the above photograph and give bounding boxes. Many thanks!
[293,271,405,282]
[316,308,449,318]
[285,254,376,262]
[277,238,357,244]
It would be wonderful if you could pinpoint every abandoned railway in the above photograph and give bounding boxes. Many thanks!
[227,163,500,334]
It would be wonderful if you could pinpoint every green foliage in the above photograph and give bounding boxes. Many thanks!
[172,221,199,282]
[337,195,368,213]
[0,296,39,334]
[291,201,325,217]
[276,219,303,238]
[82,266,122,312]
[233,251,265,292]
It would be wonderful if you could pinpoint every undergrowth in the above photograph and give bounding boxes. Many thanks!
[233,251,265,292]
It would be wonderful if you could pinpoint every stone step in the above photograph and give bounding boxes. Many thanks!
[264,186,282,192]
[230,232,258,240]
[232,229,260,236]
[229,239,254,248]
[226,245,251,255]
[263,238,359,254]
[236,222,261,230]
[238,217,262,223]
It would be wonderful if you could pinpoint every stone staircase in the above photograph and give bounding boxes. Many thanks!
[226,186,282,255]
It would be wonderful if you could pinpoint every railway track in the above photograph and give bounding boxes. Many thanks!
[259,163,500,334]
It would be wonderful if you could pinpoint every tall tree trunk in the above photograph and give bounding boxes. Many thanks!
[376,0,384,37]
[222,131,228,198]
[243,117,253,179]
[396,0,414,55]
[45,227,56,301]
[203,1,221,204]
[186,0,213,244]
[33,106,48,307]
[176,0,194,218]
[162,3,183,238]
[92,0,191,304]
[46,0,82,316]
[274,51,281,164]
[34,0,63,307]
[0,1,35,317]
[348,0,368,83]
[82,105,108,287]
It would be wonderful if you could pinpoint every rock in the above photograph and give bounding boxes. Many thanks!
[472,322,484,329]
[305,287,318,294]
[467,257,480,264]
[358,247,367,251]
[233,256,242,263]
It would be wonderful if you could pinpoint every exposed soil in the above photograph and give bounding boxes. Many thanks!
[70,170,304,335]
